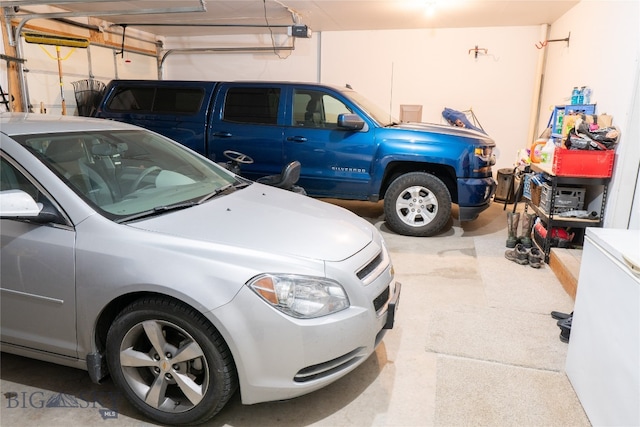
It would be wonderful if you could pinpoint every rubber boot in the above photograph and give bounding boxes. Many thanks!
[506,212,520,248]
[519,213,536,248]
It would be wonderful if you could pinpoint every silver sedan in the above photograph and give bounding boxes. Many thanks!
[0,113,400,425]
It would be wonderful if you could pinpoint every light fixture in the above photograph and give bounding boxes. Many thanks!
[425,0,438,16]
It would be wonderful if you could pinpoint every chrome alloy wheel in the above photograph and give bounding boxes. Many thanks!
[394,185,439,227]
[118,319,209,413]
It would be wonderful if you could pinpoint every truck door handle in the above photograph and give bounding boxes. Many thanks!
[287,136,307,143]
[213,132,232,138]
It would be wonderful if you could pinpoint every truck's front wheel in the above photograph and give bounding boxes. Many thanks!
[384,172,451,237]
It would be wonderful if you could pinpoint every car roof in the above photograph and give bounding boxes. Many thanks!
[105,79,350,92]
[0,113,140,136]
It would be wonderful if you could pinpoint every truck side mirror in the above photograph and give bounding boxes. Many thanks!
[337,114,365,131]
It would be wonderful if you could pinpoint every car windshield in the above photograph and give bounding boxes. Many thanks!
[14,129,242,221]
[340,88,399,126]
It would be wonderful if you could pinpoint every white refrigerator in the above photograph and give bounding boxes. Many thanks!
[566,228,640,426]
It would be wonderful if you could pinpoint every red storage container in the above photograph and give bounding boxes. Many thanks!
[552,148,615,178]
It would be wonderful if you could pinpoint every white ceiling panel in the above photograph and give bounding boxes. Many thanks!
[5,0,580,37]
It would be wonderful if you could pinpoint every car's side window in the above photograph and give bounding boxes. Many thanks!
[106,87,204,115]
[107,87,155,111]
[222,87,280,125]
[0,156,40,200]
[292,90,351,128]
[153,88,204,114]
[322,95,352,127]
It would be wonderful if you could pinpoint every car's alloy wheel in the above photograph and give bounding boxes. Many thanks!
[384,172,451,237]
[106,297,237,425]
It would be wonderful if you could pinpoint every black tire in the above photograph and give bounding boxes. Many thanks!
[383,172,452,237]
[106,297,237,425]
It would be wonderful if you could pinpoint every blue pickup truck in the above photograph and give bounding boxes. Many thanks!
[95,80,496,236]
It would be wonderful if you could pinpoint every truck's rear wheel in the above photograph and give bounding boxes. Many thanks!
[384,172,451,237]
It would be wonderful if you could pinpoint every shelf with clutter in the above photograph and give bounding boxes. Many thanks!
[519,89,619,262]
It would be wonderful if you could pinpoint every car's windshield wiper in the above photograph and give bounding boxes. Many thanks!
[117,201,198,223]
[197,183,236,204]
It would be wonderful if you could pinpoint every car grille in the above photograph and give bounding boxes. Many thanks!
[356,249,390,286]
[293,347,366,383]
[357,252,383,280]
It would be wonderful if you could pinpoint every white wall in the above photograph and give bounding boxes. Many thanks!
[163,34,318,81]
[20,41,158,115]
[537,0,640,228]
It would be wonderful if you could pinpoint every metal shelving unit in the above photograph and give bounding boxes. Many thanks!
[525,163,610,262]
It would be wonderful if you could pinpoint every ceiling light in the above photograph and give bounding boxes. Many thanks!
[425,0,438,16]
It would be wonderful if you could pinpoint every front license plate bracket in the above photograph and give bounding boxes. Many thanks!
[383,282,401,329]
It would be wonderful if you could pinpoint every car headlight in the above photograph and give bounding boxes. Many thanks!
[248,274,349,318]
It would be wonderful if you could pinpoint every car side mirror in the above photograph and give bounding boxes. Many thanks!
[0,190,62,224]
[337,113,365,131]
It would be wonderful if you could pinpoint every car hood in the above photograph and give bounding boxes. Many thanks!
[127,184,374,262]
[390,122,495,144]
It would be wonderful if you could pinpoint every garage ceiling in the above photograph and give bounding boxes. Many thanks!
[6,0,579,37]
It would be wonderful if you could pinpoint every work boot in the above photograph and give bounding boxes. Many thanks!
[506,212,520,248]
[519,213,536,248]
[504,243,529,265]
[528,247,544,268]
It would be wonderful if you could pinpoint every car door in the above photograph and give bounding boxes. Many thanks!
[209,83,286,180]
[0,155,78,358]
[283,87,377,198]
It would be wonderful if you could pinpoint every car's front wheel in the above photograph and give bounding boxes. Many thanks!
[383,172,452,237]
[106,297,237,425]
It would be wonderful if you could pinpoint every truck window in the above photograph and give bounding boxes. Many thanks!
[107,87,154,112]
[222,87,280,125]
[323,95,352,126]
[293,89,351,128]
[153,88,204,113]
[106,87,204,114]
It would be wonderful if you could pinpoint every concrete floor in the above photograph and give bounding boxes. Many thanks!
[0,201,589,426]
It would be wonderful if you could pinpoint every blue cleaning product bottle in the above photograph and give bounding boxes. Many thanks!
[571,87,580,105]
[578,86,585,104]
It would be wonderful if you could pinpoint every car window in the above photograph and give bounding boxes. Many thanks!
[153,88,204,113]
[1,156,39,200]
[338,88,399,126]
[292,89,352,128]
[106,86,204,114]
[107,87,155,111]
[12,130,241,221]
[222,87,280,125]
[0,155,69,225]
[322,95,352,126]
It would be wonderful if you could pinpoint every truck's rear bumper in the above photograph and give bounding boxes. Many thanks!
[457,177,496,222]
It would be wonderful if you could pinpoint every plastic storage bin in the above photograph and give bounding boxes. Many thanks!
[550,104,596,138]
[539,183,585,215]
[552,148,615,178]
